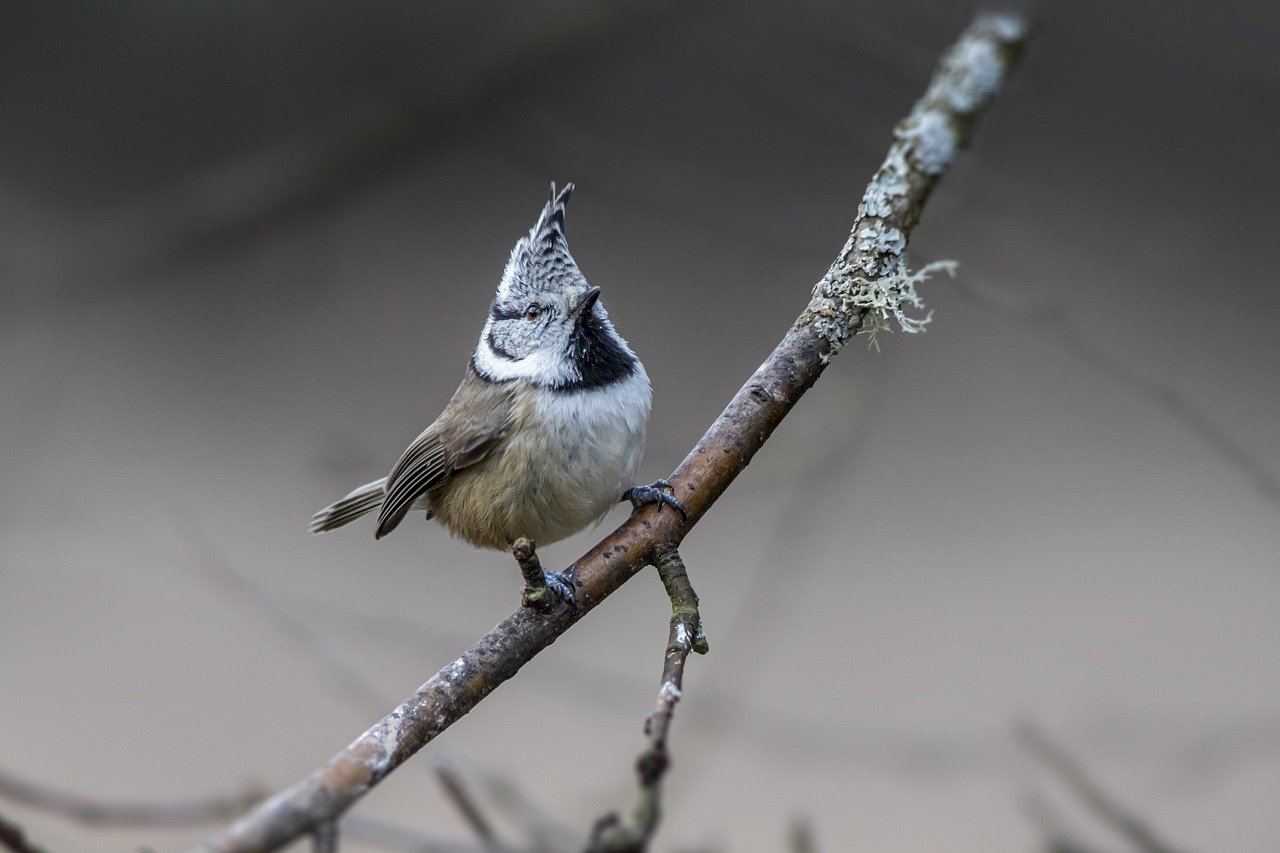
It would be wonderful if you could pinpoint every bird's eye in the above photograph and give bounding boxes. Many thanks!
[523,304,543,321]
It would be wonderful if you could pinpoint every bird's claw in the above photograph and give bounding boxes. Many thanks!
[623,479,689,522]
[543,570,575,603]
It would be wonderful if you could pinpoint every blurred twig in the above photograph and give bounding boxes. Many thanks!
[0,767,465,851]
[1018,721,1192,853]
[341,815,497,853]
[433,758,500,851]
[196,15,1027,852]
[788,816,817,853]
[0,766,263,828]
[184,523,571,850]
[955,274,1280,503]
[3,4,677,306]
[0,808,48,853]
[1021,787,1120,853]
[474,773,580,853]
[257,594,1280,792]
[186,522,389,713]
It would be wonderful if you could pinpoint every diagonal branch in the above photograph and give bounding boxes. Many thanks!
[197,14,1027,852]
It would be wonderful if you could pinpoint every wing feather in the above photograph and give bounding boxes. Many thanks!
[374,369,517,539]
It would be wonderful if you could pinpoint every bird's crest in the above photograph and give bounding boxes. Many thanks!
[530,182,574,248]
[497,182,583,301]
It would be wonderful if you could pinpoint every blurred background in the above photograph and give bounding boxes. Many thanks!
[2,1,1278,851]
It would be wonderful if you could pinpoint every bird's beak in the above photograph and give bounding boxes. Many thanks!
[570,286,601,321]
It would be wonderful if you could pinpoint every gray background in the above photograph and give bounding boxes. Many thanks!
[2,1,1278,850]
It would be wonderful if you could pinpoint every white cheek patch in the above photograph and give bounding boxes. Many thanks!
[473,321,580,386]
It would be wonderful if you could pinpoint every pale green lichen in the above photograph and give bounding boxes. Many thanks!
[806,259,957,359]
[802,13,1023,361]
[856,154,910,220]
[853,259,957,350]
[856,222,906,273]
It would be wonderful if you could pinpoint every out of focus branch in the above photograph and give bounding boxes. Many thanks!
[0,765,468,852]
[1018,721,1191,853]
[433,758,500,850]
[186,525,567,850]
[198,14,1027,852]
[0,808,47,853]
[1022,787,1121,853]
[788,817,818,853]
[0,766,263,828]
[955,275,1280,503]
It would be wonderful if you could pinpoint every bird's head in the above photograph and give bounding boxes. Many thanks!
[474,183,635,390]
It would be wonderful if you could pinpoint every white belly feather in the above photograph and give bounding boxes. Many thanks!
[430,366,650,549]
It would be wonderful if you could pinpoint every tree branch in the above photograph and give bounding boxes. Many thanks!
[197,14,1027,852]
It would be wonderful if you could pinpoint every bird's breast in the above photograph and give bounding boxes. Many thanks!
[430,367,651,549]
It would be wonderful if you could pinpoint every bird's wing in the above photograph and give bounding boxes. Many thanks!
[375,368,518,539]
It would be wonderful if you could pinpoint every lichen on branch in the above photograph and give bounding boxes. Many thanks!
[800,13,1026,359]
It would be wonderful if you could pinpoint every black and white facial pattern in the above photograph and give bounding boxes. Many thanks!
[473,185,637,392]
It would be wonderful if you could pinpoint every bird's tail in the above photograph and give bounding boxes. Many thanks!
[310,478,387,533]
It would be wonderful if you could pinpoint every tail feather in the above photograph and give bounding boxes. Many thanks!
[310,478,387,533]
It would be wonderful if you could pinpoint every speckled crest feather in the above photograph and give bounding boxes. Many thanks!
[495,183,586,303]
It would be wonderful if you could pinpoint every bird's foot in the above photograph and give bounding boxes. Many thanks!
[541,570,576,610]
[622,479,688,522]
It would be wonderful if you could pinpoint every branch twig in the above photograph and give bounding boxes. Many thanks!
[586,548,706,851]
[197,14,1027,852]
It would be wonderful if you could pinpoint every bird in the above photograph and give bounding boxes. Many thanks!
[310,182,684,551]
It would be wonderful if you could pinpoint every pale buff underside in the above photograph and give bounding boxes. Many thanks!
[426,368,649,549]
